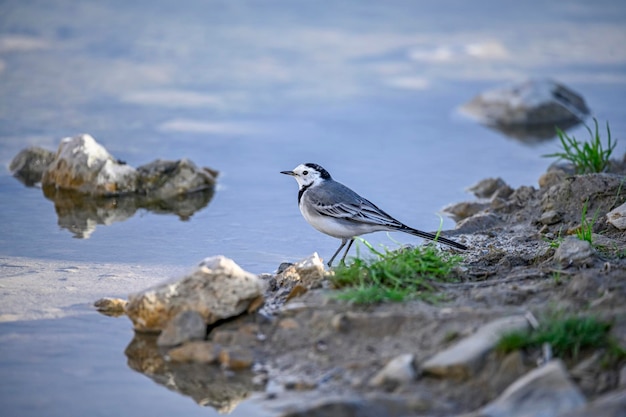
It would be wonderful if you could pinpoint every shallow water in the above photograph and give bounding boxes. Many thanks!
[1,0,625,415]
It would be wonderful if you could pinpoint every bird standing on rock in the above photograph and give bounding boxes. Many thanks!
[281,163,468,267]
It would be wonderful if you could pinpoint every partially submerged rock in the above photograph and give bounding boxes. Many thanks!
[11,133,219,237]
[125,256,265,332]
[461,79,589,141]
[9,146,55,186]
[13,133,218,198]
[42,134,138,195]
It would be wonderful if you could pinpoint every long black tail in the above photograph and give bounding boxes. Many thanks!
[399,225,467,251]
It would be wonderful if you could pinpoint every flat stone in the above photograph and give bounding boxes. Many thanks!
[157,310,206,347]
[606,202,626,230]
[125,256,264,332]
[474,360,586,417]
[422,315,529,379]
[540,210,561,225]
[369,354,417,387]
[554,237,594,267]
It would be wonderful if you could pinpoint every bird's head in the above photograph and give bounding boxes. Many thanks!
[281,163,331,188]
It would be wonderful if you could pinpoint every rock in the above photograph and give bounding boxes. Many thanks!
[558,390,626,417]
[94,297,127,317]
[490,350,528,391]
[460,79,589,141]
[422,315,529,379]
[473,360,586,417]
[42,134,138,196]
[9,146,56,186]
[167,341,220,363]
[125,256,264,332]
[136,158,217,199]
[606,202,626,230]
[369,354,417,388]
[466,177,509,199]
[554,237,594,267]
[443,201,490,222]
[455,212,502,233]
[157,310,206,347]
[218,347,254,370]
[539,210,562,225]
[275,253,326,289]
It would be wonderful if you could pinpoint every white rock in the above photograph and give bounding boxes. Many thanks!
[42,133,137,195]
[554,237,594,267]
[369,354,417,387]
[606,202,626,230]
[125,256,264,332]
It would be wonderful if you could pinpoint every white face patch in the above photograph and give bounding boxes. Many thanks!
[291,164,324,188]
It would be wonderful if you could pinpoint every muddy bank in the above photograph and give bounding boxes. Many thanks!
[102,156,626,416]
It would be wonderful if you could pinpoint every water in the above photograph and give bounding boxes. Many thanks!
[1,0,625,415]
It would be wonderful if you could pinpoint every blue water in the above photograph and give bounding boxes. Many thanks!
[1,0,625,415]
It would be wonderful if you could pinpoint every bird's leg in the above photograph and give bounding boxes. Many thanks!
[327,238,348,267]
[339,238,355,265]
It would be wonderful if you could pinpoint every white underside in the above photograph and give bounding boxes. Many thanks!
[300,202,389,239]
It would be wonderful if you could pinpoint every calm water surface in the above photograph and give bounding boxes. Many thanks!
[1,0,625,415]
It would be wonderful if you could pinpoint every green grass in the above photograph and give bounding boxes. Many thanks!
[496,313,624,361]
[576,200,599,244]
[543,118,617,174]
[330,239,462,304]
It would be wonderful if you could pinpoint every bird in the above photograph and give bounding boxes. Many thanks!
[281,163,468,267]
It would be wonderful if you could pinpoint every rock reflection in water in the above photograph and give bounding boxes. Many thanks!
[485,118,583,144]
[125,333,257,414]
[42,186,214,238]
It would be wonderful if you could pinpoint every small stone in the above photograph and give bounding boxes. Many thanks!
[466,177,509,199]
[125,256,264,332]
[422,316,529,379]
[476,360,586,417]
[218,347,254,370]
[9,146,56,186]
[369,354,417,388]
[275,253,326,289]
[94,297,127,317]
[554,237,594,267]
[606,202,626,230]
[157,310,206,347]
[331,313,350,332]
[539,210,561,225]
[538,170,567,189]
[167,341,220,363]
[442,201,490,222]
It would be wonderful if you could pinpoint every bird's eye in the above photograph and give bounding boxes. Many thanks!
[302,170,308,176]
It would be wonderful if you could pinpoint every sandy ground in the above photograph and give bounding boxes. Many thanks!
[0,256,186,322]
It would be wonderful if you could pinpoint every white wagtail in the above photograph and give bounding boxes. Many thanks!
[281,163,468,267]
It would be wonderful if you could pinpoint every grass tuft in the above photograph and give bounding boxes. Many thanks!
[543,118,617,174]
[330,240,462,304]
[576,200,599,244]
[496,313,622,360]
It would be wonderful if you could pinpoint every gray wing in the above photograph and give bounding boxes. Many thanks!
[305,180,404,228]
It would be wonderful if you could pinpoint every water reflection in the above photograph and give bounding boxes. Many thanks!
[125,333,258,414]
[482,118,584,144]
[42,186,215,239]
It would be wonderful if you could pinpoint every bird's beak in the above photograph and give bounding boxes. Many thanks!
[280,170,296,176]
